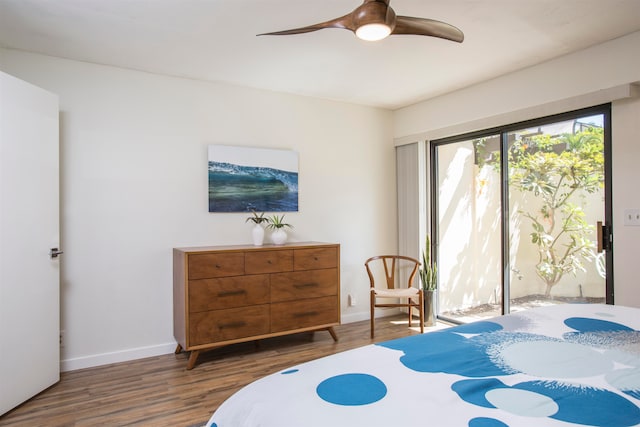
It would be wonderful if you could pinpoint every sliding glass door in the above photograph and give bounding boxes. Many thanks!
[433,135,503,321]
[432,106,611,322]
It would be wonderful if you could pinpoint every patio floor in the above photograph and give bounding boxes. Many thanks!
[439,295,606,323]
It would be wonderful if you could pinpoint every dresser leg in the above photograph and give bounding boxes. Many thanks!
[175,344,183,354]
[327,327,338,342]
[187,350,200,370]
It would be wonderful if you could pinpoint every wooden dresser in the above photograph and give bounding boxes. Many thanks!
[173,242,340,369]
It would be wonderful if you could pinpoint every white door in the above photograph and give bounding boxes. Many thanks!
[0,71,60,415]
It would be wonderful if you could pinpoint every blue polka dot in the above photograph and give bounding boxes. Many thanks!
[469,417,509,427]
[281,369,299,375]
[516,380,640,426]
[316,373,387,406]
[378,323,514,377]
[453,321,504,334]
[452,378,506,408]
[454,378,640,427]
[564,317,634,333]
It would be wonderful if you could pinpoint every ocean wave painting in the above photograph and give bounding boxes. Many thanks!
[208,145,299,213]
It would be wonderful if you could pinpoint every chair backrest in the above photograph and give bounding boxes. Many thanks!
[365,255,421,290]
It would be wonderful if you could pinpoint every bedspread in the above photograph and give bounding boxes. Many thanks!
[207,303,640,427]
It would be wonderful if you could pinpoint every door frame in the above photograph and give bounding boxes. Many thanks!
[430,104,613,322]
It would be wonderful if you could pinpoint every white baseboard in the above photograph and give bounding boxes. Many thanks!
[61,310,403,372]
[340,308,401,324]
[340,311,369,324]
[60,342,176,372]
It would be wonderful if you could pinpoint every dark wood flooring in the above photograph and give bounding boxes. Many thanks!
[0,315,445,427]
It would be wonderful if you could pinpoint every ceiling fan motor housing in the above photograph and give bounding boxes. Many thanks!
[353,0,397,32]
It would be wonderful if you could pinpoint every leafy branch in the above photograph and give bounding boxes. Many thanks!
[507,127,603,296]
[474,126,603,296]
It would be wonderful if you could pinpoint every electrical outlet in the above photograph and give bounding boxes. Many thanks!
[624,209,640,226]
[59,330,65,348]
[348,294,357,306]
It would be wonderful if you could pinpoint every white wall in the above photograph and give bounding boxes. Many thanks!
[394,31,640,308]
[394,31,640,141]
[3,29,639,371]
[0,48,395,370]
[612,96,640,307]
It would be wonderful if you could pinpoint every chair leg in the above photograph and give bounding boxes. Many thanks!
[370,293,375,339]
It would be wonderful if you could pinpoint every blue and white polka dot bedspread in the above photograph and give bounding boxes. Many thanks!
[207,304,640,427]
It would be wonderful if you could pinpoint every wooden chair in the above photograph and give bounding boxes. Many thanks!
[365,255,424,338]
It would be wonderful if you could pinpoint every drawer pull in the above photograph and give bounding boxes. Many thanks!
[217,290,247,297]
[219,321,246,329]
[293,311,319,318]
[215,264,221,269]
[294,283,318,289]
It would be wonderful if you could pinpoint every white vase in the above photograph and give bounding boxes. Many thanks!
[271,228,287,245]
[251,223,265,246]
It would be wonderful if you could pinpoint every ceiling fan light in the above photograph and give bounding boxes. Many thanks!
[355,23,391,41]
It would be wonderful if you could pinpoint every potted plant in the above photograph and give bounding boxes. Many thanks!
[246,210,268,246]
[267,214,293,245]
[419,234,437,326]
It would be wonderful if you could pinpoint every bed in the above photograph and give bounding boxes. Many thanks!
[206,303,640,427]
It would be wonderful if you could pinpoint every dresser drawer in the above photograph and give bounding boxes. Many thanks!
[294,247,338,270]
[189,305,270,346]
[271,296,338,332]
[174,243,340,368]
[270,269,338,302]
[245,250,293,274]
[188,275,269,312]
[188,252,245,279]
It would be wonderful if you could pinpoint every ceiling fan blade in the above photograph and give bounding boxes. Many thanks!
[257,14,354,36]
[393,16,464,42]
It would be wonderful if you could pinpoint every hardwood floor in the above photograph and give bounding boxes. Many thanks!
[0,315,448,427]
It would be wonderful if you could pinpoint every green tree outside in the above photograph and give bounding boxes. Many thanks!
[476,125,604,297]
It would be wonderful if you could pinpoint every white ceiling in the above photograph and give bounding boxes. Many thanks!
[1,0,640,110]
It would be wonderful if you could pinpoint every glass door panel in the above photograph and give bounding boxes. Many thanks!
[435,136,502,322]
[432,108,609,323]
[507,114,606,311]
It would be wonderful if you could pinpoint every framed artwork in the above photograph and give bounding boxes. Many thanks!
[208,145,299,213]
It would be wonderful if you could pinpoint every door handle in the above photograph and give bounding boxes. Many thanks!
[597,222,612,252]
[49,248,64,259]
[597,221,603,252]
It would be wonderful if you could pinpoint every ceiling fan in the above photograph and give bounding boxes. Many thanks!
[258,0,464,43]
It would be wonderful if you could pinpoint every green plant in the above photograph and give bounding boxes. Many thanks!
[246,210,268,224]
[419,234,437,291]
[267,214,293,230]
[472,126,603,297]
[507,127,603,296]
